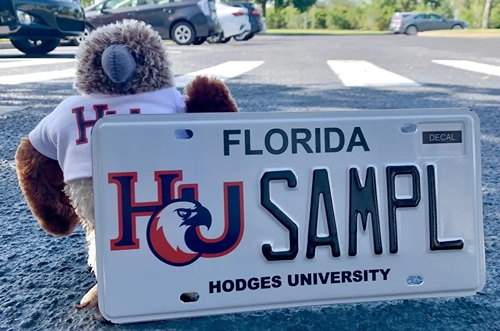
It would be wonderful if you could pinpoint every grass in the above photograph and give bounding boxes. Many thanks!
[264,29,390,35]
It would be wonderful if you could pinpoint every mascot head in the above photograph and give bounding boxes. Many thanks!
[73,19,173,96]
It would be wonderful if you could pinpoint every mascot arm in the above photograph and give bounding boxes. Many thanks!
[15,137,79,236]
[184,76,239,113]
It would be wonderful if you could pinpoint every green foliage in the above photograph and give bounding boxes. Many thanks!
[292,0,317,12]
[81,0,94,7]
[263,0,500,31]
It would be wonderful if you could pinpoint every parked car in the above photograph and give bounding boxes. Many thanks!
[206,2,250,43]
[389,12,469,35]
[67,0,220,46]
[224,1,264,40]
[0,0,85,54]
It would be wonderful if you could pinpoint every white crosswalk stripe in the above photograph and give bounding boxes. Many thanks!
[432,60,500,77]
[327,60,421,87]
[0,58,75,70]
[0,60,265,87]
[1,68,76,85]
[174,61,265,88]
[2,57,500,87]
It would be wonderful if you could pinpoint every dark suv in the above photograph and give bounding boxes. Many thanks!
[81,0,220,45]
[0,0,85,54]
[225,1,262,40]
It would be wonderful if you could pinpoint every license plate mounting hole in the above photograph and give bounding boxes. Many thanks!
[400,123,417,133]
[175,129,193,139]
[406,275,424,286]
[180,292,199,303]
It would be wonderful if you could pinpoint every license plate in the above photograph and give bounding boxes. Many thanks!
[91,108,485,324]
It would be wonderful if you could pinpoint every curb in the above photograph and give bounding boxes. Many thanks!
[418,32,500,38]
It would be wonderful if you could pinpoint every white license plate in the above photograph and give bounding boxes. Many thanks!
[91,108,485,324]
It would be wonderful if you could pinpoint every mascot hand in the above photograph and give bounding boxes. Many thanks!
[15,137,79,236]
[184,76,239,113]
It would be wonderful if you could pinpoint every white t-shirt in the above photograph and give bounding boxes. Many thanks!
[29,87,187,183]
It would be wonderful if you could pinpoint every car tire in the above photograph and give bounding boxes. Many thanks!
[233,31,252,41]
[193,37,207,45]
[404,25,418,35]
[10,38,60,55]
[452,24,463,29]
[171,22,196,45]
[207,33,223,44]
[72,25,92,46]
[220,37,231,43]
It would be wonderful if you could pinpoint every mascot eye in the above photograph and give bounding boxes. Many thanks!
[131,52,145,65]
[175,208,197,220]
[176,209,191,219]
[94,55,102,67]
[137,55,145,65]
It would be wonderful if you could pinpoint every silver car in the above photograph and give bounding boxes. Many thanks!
[389,12,469,35]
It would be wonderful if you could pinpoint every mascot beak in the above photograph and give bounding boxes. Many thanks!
[101,44,136,85]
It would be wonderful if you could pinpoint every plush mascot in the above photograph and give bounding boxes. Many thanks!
[14,19,238,318]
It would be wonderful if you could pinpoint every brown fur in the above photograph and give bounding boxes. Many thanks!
[15,137,79,236]
[73,19,174,96]
[184,76,239,113]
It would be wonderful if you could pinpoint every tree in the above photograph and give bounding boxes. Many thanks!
[482,0,493,28]
[398,0,417,11]
[292,0,317,12]
[254,0,268,16]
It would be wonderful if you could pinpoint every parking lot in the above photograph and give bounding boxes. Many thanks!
[1,33,500,330]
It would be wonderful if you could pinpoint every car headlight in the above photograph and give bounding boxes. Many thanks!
[16,10,33,25]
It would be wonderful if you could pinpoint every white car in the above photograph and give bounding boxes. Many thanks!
[207,2,250,43]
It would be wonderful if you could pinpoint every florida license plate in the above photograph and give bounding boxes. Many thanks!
[91,108,485,324]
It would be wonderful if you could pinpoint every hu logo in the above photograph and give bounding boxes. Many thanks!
[108,170,244,266]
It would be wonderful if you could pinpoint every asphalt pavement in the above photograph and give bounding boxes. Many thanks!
[1,34,500,331]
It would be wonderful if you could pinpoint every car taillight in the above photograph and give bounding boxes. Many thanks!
[251,9,259,15]
[233,12,245,16]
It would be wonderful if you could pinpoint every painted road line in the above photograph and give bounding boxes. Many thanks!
[0,106,26,115]
[1,61,261,85]
[175,61,264,88]
[327,60,421,87]
[1,69,76,85]
[0,58,75,70]
[432,60,500,77]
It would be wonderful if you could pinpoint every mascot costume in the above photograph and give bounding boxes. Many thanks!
[14,19,238,317]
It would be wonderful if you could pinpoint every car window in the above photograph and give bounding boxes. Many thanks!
[103,0,138,9]
[414,14,427,19]
[429,14,443,19]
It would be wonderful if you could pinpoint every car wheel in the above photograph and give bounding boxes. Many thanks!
[452,24,463,29]
[405,25,418,35]
[193,37,207,45]
[171,22,196,45]
[233,31,251,41]
[73,25,92,46]
[220,37,230,43]
[207,33,223,44]
[10,38,60,55]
